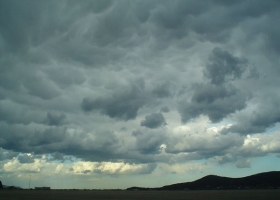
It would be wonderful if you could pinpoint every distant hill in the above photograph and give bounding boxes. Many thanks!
[127,171,280,190]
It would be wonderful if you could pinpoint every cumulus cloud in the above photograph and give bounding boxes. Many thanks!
[3,158,45,173]
[54,161,157,175]
[132,129,167,155]
[223,99,280,134]
[178,84,248,123]
[177,47,251,123]
[165,126,244,156]
[82,83,151,121]
[204,47,248,85]
[17,154,35,164]
[140,113,167,129]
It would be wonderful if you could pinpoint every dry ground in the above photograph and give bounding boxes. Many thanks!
[0,190,280,200]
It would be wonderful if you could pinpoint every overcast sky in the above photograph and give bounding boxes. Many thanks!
[1,0,280,189]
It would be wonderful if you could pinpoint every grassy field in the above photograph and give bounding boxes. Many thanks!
[0,190,280,200]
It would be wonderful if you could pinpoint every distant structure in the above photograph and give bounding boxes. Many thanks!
[35,187,51,190]
[0,181,3,189]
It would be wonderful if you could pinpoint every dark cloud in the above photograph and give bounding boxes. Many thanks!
[160,106,170,113]
[17,154,35,164]
[0,123,125,162]
[0,0,280,181]
[178,47,251,123]
[0,0,43,53]
[140,113,167,129]
[83,0,113,14]
[247,67,260,80]
[152,82,172,98]
[22,75,61,100]
[132,130,167,155]
[222,98,280,134]
[0,148,18,161]
[178,84,248,123]
[204,47,248,85]
[0,101,41,125]
[0,126,66,157]
[82,84,150,121]
[29,128,67,147]
[45,112,67,126]
[47,67,86,89]
[50,152,66,161]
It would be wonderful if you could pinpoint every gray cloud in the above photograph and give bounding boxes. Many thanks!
[17,154,35,164]
[45,112,67,126]
[160,106,170,113]
[138,163,157,174]
[165,131,244,157]
[236,159,251,168]
[217,154,236,165]
[132,130,167,155]
[223,97,280,134]
[179,84,248,123]
[152,82,172,98]
[0,148,18,161]
[22,75,61,100]
[82,83,151,121]
[141,113,167,129]
[29,128,67,147]
[48,152,66,162]
[0,101,42,125]
[0,0,280,183]
[177,46,251,123]
[204,47,248,85]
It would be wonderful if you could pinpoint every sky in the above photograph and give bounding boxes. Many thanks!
[0,0,280,189]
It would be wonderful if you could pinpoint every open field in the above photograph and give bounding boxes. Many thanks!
[0,190,280,200]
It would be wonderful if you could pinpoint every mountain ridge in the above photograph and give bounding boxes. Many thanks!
[127,171,280,190]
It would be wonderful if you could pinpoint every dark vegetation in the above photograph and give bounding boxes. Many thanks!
[127,171,280,190]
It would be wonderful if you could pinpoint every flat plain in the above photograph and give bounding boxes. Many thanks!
[1,190,280,200]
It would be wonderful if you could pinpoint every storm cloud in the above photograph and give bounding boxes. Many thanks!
[141,113,167,129]
[82,83,150,121]
[1,0,280,189]
[178,84,248,123]
[45,112,67,126]
[204,47,249,85]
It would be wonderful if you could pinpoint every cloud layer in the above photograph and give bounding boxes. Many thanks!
[1,0,280,189]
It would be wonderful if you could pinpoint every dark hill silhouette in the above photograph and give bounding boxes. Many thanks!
[0,181,3,189]
[160,171,280,190]
[127,171,280,190]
